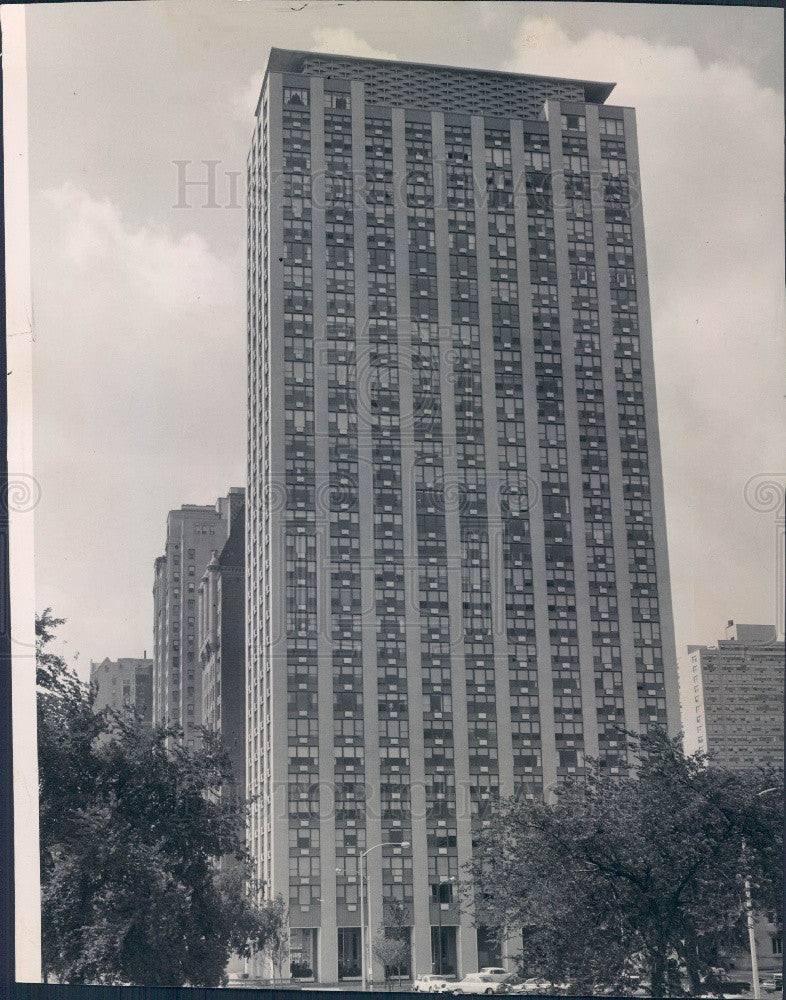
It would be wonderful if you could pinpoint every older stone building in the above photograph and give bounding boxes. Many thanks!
[152,490,243,743]
[90,655,153,727]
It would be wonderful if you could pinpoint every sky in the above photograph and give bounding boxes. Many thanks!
[21,0,785,678]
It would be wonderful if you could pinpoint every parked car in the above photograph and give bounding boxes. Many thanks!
[499,978,557,995]
[479,968,513,983]
[453,973,509,994]
[699,982,753,999]
[526,980,574,995]
[414,974,456,993]
[719,982,752,996]
[499,978,534,995]
[761,973,783,994]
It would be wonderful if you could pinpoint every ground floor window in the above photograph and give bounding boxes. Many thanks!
[477,926,502,969]
[289,927,317,979]
[771,935,782,956]
[338,926,362,979]
[377,927,411,980]
[431,925,458,977]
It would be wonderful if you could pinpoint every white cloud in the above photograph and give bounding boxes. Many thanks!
[42,182,238,313]
[507,18,786,648]
[232,71,264,121]
[310,26,397,61]
[32,184,246,673]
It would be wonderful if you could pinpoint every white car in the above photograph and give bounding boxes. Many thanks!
[504,979,568,995]
[414,974,456,993]
[479,969,513,984]
[453,973,508,994]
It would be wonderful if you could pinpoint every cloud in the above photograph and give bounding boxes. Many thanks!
[310,26,397,61]
[32,184,246,672]
[506,18,785,647]
[232,71,264,121]
[42,182,238,313]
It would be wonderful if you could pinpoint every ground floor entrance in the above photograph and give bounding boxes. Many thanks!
[289,927,317,980]
[477,926,503,969]
[337,926,362,980]
[431,925,458,977]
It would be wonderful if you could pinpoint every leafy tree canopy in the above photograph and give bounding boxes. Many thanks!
[37,609,284,986]
[373,898,412,983]
[466,730,783,998]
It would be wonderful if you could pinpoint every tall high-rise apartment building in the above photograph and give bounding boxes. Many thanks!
[152,490,243,743]
[246,49,679,982]
[90,655,153,728]
[680,621,784,771]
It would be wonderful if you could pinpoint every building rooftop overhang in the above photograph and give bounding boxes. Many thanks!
[257,47,615,117]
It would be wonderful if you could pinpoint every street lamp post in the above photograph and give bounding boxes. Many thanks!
[360,840,410,990]
[743,850,761,1000]
[743,787,779,1000]
[359,853,365,988]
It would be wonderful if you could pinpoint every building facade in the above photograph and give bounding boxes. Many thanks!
[246,49,680,982]
[90,655,153,727]
[679,621,784,771]
[152,491,242,744]
[679,622,785,978]
[199,490,247,802]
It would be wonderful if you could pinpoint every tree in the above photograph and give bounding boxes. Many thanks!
[37,610,285,986]
[466,730,783,997]
[373,899,412,985]
[262,895,289,982]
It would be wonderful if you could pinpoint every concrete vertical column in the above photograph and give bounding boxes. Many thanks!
[469,115,516,798]
[584,104,640,739]
[246,114,265,946]
[265,69,290,913]
[310,75,339,984]
[245,118,257,885]
[431,112,478,980]
[546,100,599,763]
[352,79,385,979]
[391,106,431,979]
[257,105,272,899]
[509,118,559,796]
[622,106,681,736]
[245,120,259,877]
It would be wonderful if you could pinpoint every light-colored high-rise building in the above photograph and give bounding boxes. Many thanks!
[152,491,242,744]
[680,621,784,770]
[246,49,679,983]
[90,656,153,728]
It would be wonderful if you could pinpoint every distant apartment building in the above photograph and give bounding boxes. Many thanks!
[199,490,247,802]
[246,49,680,982]
[679,621,784,771]
[680,623,786,978]
[90,656,153,727]
[152,489,243,744]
